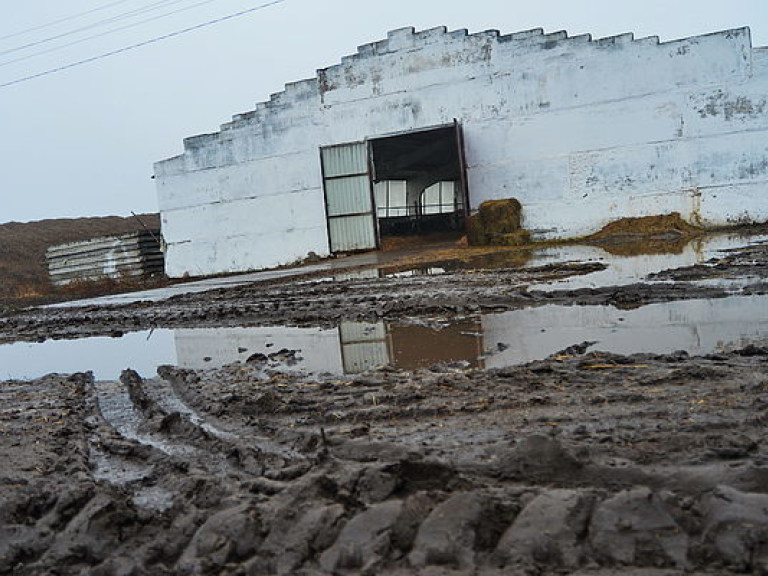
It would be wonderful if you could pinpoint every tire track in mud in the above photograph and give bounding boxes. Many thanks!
[90,370,312,483]
[5,349,768,574]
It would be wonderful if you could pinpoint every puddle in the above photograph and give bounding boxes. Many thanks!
[482,294,768,366]
[46,231,766,309]
[335,232,768,290]
[5,231,767,381]
[3,294,768,381]
[528,233,768,291]
[0,330,176,381]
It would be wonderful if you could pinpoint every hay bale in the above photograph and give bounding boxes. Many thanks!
[478,199,523,233]
[498,230,531,246]
[467,199,528,246]
[466,214,488,245]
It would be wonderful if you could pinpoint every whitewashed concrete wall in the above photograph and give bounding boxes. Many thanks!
[156,26,768,277]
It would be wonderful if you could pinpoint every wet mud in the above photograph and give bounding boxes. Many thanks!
[2,229,768,574]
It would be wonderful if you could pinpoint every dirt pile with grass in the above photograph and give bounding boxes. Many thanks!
[586,213,703,255]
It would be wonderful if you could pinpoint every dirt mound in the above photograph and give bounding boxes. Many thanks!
[587,213,702,255]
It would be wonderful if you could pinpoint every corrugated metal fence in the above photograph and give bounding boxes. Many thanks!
[46,230,164,286]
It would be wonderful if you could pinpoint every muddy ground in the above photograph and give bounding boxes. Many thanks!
[3,230,768,575]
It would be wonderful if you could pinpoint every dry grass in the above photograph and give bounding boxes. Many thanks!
[0,214,161,308]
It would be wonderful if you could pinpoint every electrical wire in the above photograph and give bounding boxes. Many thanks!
[0,0,287,89]
[0,0,202,57]
[0,0,135,41]
[0,0,220,69]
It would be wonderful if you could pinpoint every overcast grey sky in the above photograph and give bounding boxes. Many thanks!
[1,0,766,224]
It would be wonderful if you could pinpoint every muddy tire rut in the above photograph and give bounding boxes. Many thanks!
[5,346,768,574]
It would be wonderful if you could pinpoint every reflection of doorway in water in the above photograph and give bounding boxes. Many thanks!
[340,318,484,373]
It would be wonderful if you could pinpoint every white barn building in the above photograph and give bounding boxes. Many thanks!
[155,25,768,278]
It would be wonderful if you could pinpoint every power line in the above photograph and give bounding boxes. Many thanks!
[0,0,220,69]
[0,0,199,57]
[0,0,135,41]
[0,0,287,89]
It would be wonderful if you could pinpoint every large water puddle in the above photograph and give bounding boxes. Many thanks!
[325,231,768,293]
[528,232,768,291]
[3,294,768,381]
[0,330,177,381]
[7,232,767,380]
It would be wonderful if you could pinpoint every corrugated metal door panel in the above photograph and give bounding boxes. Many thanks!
[342,342,390,373]
[328,215,377,252]
[339,322,390,373]
[321,144,367,178]
[339,321,387,343]
[325,176,373,216]
[321,141,377,253]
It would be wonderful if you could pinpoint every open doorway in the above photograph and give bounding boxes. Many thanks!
[368,122,468,242]
[320,122,469,255]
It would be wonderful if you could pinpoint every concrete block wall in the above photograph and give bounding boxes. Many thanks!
[156,25,768,277]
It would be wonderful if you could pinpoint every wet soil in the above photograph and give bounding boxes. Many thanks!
[3,230,768,575]
[2,255,760,345]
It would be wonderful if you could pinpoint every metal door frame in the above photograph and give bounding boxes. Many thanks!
[453,118,471,217]
[320,121,470,253]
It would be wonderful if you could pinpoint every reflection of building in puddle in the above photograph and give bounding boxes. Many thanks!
[529,233,768,291]
[173,294,768,375]
[331,268,380,282]
[339,319,483,373]
[483,295,768,366]
[174,319,483,374]
[383,267,447,278]
[338,322,388,373]
[331,267,447,282]
[174,327,344,372]
[8,293,767,382]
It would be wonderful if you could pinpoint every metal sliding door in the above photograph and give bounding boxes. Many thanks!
[321,142,378,253]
